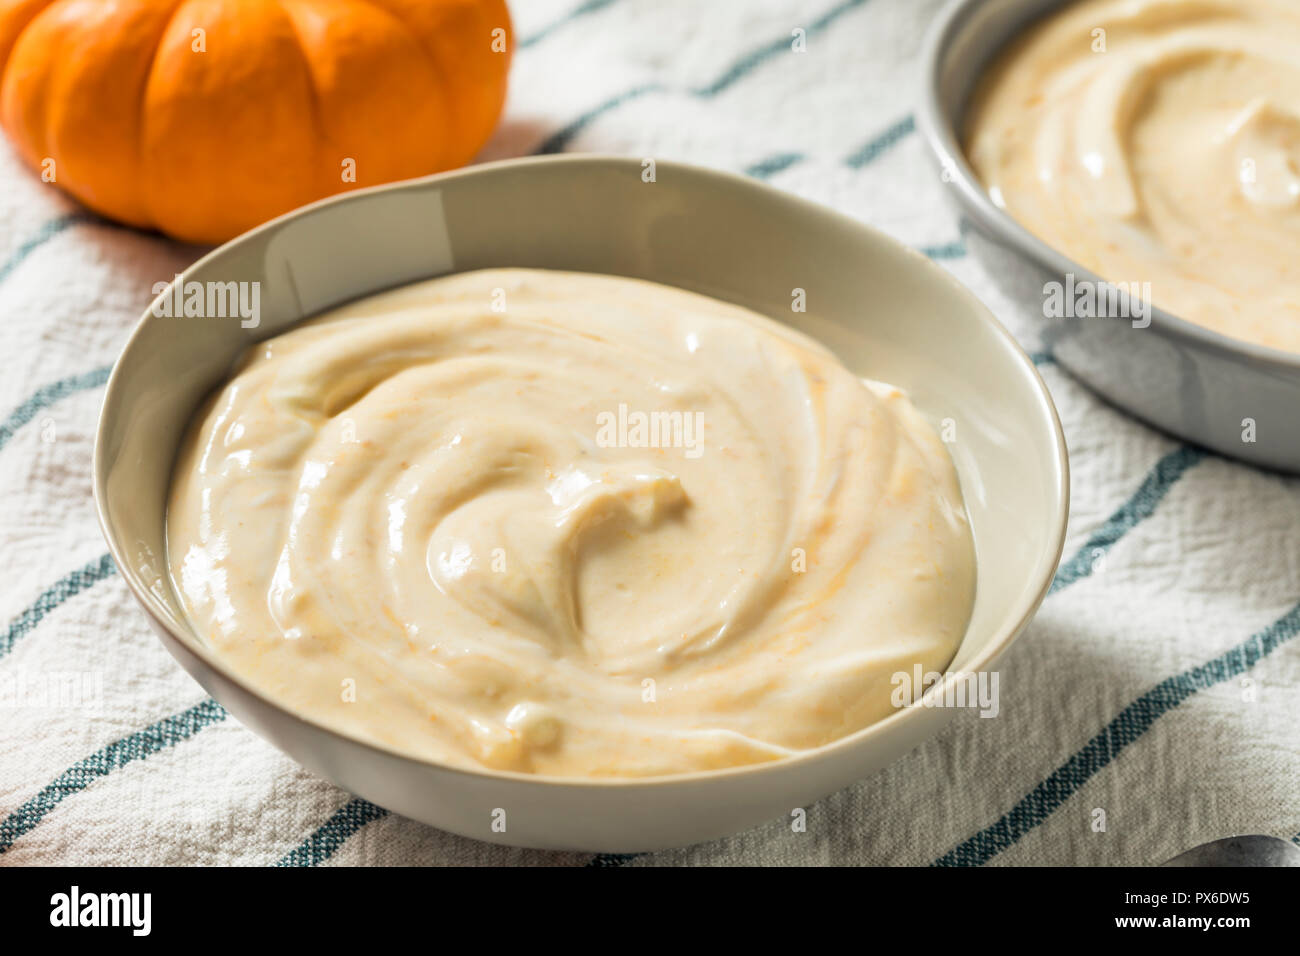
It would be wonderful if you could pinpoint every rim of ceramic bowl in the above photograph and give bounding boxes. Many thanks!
[917,0,1300,374]
[93,153,1070,789]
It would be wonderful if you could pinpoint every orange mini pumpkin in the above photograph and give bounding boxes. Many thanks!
[0,0,512,243]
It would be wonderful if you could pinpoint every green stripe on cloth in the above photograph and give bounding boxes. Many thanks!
[0,212,95,285]
[0,698,228,853]
[1,552,117,659]
[275,798,389,866]
[520,0,625,49]
[933,598,1300,866]
[1050,446,1208,595]
[694,0,873,97]
[535,83,664,154]
[537,0,874,153]
[744,113,923,182]
[844,114,916,168]
[745,152,805,179]
[920,239,966,260]
[0,363,113,453]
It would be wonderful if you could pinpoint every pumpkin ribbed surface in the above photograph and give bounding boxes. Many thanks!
[0,0,512,242]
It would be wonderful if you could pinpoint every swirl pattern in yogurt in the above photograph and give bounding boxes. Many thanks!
[166,269,975,777]
[966,0,1300,352]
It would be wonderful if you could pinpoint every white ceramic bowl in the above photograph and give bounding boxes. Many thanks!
[94,155,1068,851]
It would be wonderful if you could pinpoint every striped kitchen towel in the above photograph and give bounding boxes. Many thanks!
[1,0,1297,866]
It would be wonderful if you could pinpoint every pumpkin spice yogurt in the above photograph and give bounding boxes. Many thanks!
[166,269,975,778]
[965,0,1300,352]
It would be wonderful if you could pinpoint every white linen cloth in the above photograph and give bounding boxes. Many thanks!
[1,0,1296,866]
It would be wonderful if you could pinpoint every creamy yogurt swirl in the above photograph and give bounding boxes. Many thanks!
[167,269,974,777]
[966,0,1300,352]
